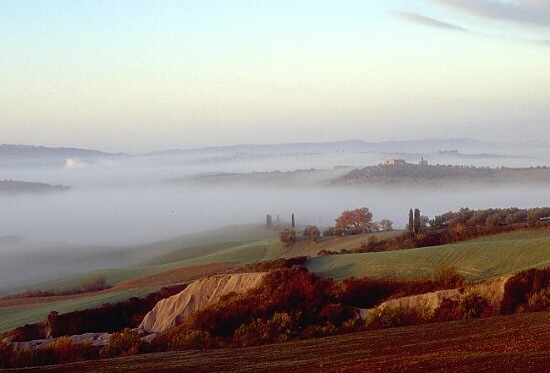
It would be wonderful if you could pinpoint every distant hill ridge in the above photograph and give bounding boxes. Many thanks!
[0,144,121,159]
[0,180,69,194]
[147,138,497,156]
[2,138,548,159]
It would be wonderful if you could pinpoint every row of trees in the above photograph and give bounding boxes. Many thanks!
[278,205,550,253]
[319,206,550,256]
[323,208,393,237]
[266,213,295,229]
[429,207,550,231]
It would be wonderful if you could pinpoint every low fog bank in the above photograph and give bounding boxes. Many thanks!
[1,148,549,292]
[1,182,548,247]
[0,241,126,292]
[1,181,548,291]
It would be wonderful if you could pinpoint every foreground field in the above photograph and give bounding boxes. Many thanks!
[8,310,550,372]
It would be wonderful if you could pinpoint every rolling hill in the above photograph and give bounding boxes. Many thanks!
[2,228,549,334]
[306,230,550,281]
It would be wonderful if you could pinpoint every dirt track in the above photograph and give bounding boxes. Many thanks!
[9,310,550,373]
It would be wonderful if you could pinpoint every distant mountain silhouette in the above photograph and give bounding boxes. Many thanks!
[3,138,547,160]
[0,179,69,194]
[0,144,122,159]
[146,138,488,156]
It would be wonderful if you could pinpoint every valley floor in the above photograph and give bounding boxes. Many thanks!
[8,310,550,373]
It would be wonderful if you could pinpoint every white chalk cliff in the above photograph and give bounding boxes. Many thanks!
[140,272,267,333]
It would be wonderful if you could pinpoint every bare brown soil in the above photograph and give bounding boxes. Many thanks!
[10,310,550,373]
[117,262,235,288]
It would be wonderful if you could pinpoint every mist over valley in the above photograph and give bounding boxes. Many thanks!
[1,138,549,292]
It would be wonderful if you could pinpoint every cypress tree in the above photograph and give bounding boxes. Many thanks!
[414,208,421,234]
[408,209,414,233]
[291,213,295,229]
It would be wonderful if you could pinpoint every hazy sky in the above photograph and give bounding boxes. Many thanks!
[1,0,549,152]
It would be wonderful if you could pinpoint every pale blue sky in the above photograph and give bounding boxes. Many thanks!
[1,0,549,152]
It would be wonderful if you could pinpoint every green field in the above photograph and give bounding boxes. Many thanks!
[0,287,153,333]
[30,239,281,293]
[306,229,550,280]
[135,224,279,265]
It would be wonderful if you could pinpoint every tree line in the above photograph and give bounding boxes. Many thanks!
[273,208,394,251]
[319,206,550,255]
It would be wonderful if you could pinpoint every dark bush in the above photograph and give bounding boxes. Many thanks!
[501,267,550,314]
[99,328,147,358]
[337,267,463,310]
[1,337,99,369]
[459,293,489,319]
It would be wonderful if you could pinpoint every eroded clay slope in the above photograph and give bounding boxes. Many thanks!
[360,275,511,319]
[140,272,266,333]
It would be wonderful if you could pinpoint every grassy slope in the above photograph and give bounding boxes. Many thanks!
[0,226,278,332]
[16,310,550,373]
[0,288,152,332]
[0,239,280,332]
[30,239,281,293]
[284,231,401,258]
[134,224,278,265]
[0,225,275,295]
[306,229,550,280]
[19,225,277,292]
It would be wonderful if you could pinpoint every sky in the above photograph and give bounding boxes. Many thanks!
[1,0,549,153]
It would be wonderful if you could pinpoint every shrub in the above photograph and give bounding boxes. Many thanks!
[1,337,98,369]
[431,298,463,322]
[322,227,345,237]
[232,312,299,347]
[367,303,431,329]
[169,330,215,350]
[337,276,450,309]
[299,322,337,339]
[360,235,388,252]
[433,265,465,289]
[80,276,109,293]
[458,293,489,319]
[367,306,406,328]
[527,287,550,312]
[303,225,321,242]
[8,323,44,342]
[44,336,97,364]
[317,249,338,256]
[0,340,13,368]
[8,347,57,368]
[279,228,296,250]
[501,267,550,314]
[99,328,146,358]
[238,257,308,272]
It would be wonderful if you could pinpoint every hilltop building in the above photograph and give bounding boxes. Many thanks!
[384,158,407,166]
